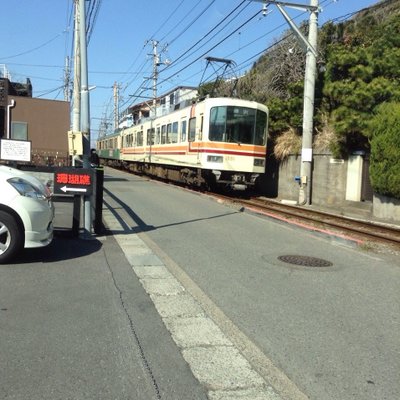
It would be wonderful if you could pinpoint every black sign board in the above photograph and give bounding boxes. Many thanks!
[53,168,94,196]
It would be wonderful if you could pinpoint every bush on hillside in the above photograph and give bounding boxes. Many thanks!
[368,102,400,199]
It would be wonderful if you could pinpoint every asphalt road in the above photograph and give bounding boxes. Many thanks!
[102,168,400,400]
[0,225,208,399]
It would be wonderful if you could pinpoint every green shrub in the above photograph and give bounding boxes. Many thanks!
[368,102,400,199]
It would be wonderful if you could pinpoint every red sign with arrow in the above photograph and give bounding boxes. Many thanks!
[53,168,93,196]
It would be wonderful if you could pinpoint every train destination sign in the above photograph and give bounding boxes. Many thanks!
[53,168,93,196]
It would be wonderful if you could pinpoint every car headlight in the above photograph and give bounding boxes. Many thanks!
[7,177,50,200]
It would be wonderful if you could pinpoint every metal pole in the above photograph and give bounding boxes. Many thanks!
[113,82,119,130]
[152,40,159,118]
[299,0,318,205]
[6,99,15,139]
[72,0,81,136]
[78,0,92,236]
[247,0,319,205]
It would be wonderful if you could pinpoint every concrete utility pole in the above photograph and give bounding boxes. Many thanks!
[72,0,81,161]
[113,82,120,130]
[64,56,71,102]
[151,40,160,118]
[298,0,318,205]
[78,0,92,235]
[248,0,319,205]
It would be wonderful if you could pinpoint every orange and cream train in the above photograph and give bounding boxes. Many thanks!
[97,97,268,190]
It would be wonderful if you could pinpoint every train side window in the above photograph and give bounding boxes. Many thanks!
[255,110,267,145]
[189,117,196,142]
[181,120,187,142]
[156,126,161,144]
[171,121,178,143]
[147,128,155,145]
[137,131,143,146]
[166,123,172,143]
[161,125,167,144]
[199,115,203,140]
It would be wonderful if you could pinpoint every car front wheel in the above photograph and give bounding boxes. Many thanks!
[0,210,24,263]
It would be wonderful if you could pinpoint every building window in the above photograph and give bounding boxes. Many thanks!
[11,121,28,140]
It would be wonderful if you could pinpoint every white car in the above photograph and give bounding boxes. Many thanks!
[0,165,54,263]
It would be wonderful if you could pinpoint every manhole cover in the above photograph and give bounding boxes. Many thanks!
[278,255,333,267]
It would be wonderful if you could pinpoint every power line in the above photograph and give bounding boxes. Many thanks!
[158,8,262,88]
[151,0,187,41]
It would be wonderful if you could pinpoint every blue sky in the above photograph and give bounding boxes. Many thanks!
[0,0,380,141]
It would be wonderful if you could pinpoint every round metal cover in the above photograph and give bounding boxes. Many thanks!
[278,255,333,267]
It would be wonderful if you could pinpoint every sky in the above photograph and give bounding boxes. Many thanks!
[0,0,380,143]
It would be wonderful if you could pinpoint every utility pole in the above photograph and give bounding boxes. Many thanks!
[299,0,318,205]
[64,56,70,101]
[151,40,160,118]
[113,82,120,130]
[78,0,92,235]
[72,0,81,160]
[147,40,169,118]
[248,0,319,205]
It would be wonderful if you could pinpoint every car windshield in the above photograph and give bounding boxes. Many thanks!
[209,106,267,145]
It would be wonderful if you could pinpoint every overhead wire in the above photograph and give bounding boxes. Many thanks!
[116,0,209,110]
[162,0,250,73]
[124,0,253,105]
[157,8,262,89]
[167,0,217,47]
[152,0,187,42]
[182,0,334,86]
[98,0,362,132]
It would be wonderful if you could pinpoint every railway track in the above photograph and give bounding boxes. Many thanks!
[210,194,400,248]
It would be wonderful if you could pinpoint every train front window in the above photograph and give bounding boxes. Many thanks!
[209,106,267,145]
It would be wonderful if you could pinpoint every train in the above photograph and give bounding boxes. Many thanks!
[97,96,268,191]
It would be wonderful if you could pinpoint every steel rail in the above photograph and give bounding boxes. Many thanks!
[213,194,400,247]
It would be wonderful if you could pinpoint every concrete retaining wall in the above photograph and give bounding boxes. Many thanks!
[259,153,400,224]
[271,153,347,206]
[373,194,400,223]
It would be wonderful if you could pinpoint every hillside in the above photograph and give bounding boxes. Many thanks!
[213,0,400,162]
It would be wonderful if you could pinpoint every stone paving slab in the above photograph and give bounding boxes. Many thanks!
[140,277,186,296]
[133,265,173,279]
[182,346,266,391]
[125,253,164,266]
[208,387,281,400]
[150,293,205,318]
[164,316,233,348]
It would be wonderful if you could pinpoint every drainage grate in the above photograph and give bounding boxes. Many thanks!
[278,255,333,267]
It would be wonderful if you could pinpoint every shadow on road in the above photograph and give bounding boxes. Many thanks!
[12,233,103,264]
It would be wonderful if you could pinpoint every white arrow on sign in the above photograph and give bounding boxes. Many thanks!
[60,185,87,193]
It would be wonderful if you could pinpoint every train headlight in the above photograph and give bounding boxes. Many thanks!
[207,155,223,163]
[254,158,265,167]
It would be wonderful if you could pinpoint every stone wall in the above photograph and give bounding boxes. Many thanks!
[265,153,348,206]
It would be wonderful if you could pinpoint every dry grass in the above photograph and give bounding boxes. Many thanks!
[273,127,302,160]
[314,114,337,152]
[274,115,338,160]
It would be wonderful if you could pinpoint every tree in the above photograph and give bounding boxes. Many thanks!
[322,11,400,156]
[368,102,400,199]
